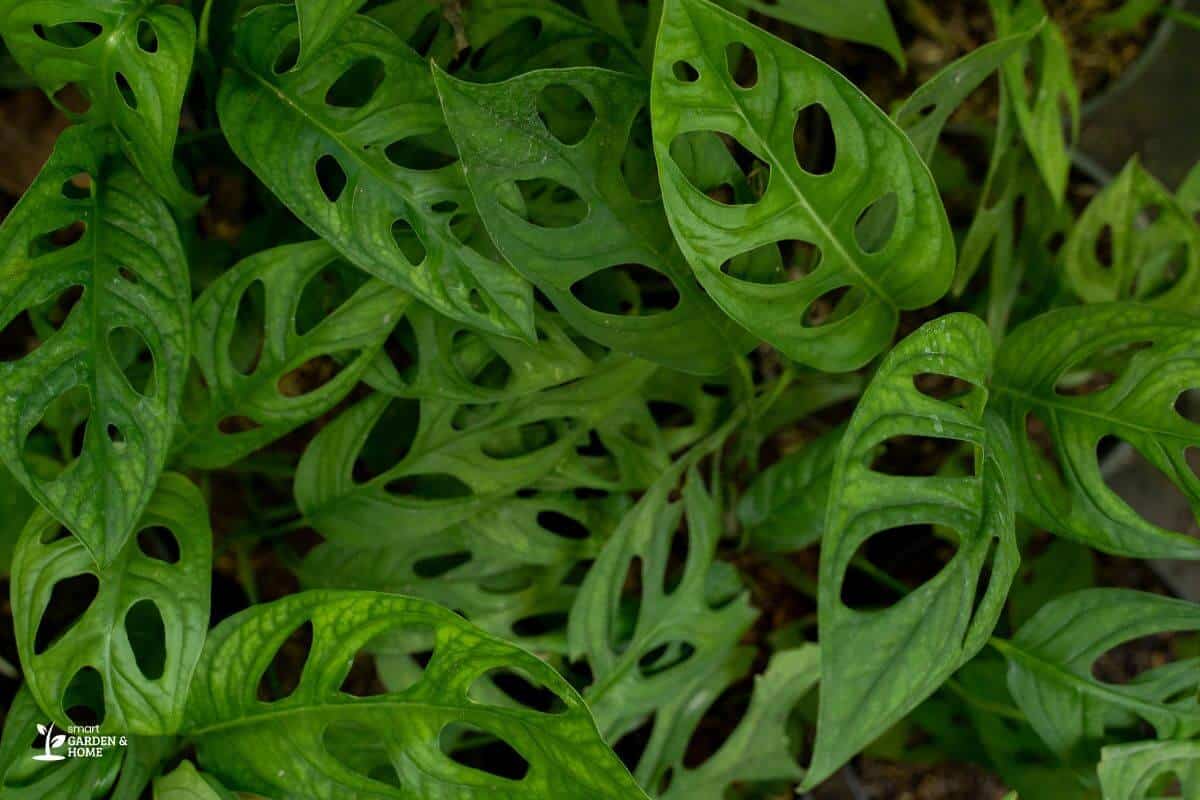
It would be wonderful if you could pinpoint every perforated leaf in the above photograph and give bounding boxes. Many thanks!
[12,473,211,734]
[995,589,1200,760]
[176,240,409,469]
[806,314,1018,788]
[0,126,190,564]
[219,6,535,340]
[727,0,904,66]
[184,591,649,799]
[433,65,751,376]
[651,0,955,371]
[1064,158,1200,311]
[0,0,197,207]
[991,304,1200,559]
[1099,740,1200,800]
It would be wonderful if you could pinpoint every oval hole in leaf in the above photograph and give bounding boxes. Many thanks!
[63,666,105,726]
[217,415,263,435]
[295,261,351,336]
[1175,389,1200,425]
[136,19,158,53]
[840,524,960,611]
[325,57,386,108]
[323,720,401,784]
[537,510,589,541]
[35,573,99,654]
[352,399,419,482]
[682,678,753,768]
[672,60,699,82]
[28,221,86,259]
[721,239,822,284]
[871,435,967,477]
[0,310,36,362]
[137,526,180,564]
[114,72,137,110]
[621,107,660,201]
[412,551,471,579]
[511,611,568,638]
[257,620,313,702]
[230,280,266,375]
[440,723,530,781]
[571,264,681,316]
[316,155,347,203]
[383,473,472,499]
[637,640,696,678]
[379,315,417,381]
[725,42,757,88]
[1090,630,1198,685]
[452,330,512,391]
[536,83,595,146]
[794,103,836,175]
[61,172,92,200]
[391,218,427,266]
[1095,223,1115,268]
[384,133,457,171]
[913,373,976,405]
[108,326,156,397]
[273,39,300,74]
[1099,437,1198,536]
[855,191,899,254]
[1052,340,1153,396]
[469,667,567,714]
[802,285,857,328]
[481,420,560,460]
[125,599,166,680]
[505,178,588,228]
[277,355,343,398]
[33,21,102,48]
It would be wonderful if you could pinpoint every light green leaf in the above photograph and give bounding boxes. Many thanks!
[12,474,211,734]
[184,590,649,799]
[176,240,409,469]
[651,0,955,371]
[727,0,904,66]
[806,314,1019,788]
[295,357,658,545]
[1099,740,1200,800]
[0,126,190,564]
[0,0,198,207]
[894,26,1039,163]
[990,304,1200,559]
[660,645,820,799]
[1064,159,1200,311]
[990,1,1079,203]
[154,761,238,800]
[219,6,536,340]
[433,64,751,376]
[736,426,842,553]
[569,446,757,748]
[995,589,1200,760]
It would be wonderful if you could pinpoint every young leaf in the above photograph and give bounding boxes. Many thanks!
[726,0,905,66]
[995,589,1200,759]
[991,304,1200,559]
[184,590,649,799]
[219,6,536,340]
[1064,158,1200,311]
[1099,740,1200,800]
[806,314,1019,788]
[12,474,211,734]
[176,240,409,469]
[651,0,955,371]
[433,65,752,376]
[0,126,190,564]
[154,761,237,800]
[0,0,198,207]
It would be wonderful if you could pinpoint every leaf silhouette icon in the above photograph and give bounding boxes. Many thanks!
[36,724,46,736]
[50,735,66,748]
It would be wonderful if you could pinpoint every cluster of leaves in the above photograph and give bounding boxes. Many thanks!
[0,0,1197,798]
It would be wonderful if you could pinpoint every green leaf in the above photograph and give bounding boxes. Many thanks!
[1099,740,1200,800]
[736,425,842,553]
[176,240,409,469]
[1088,0,1167,33]
[660,645,820,799]
[569,446,757,746]
[990,1,1079,203]
[433,64,751,376]
[219,6,536,340]
[650,0,955,371]
[295,357,659,545]
[990,304,1200,559]
[184,590,649,799]
[154,761,238,800]
[0,460,41,575]
[0,126,190,564]
[1064,159,1200,311]
[726,0,905,67]
[995,589,1200,760]
[1179,161,1200,215]
[806,314,1019,788]
[0,0,198,208]
[12,474,211,734]
[1007,536,1095,630]
[296,0,367,63]
[894,26,1039,163]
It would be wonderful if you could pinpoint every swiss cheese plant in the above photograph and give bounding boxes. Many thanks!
[0,0,1196,798]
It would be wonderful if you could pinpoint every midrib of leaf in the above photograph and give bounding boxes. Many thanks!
[990,384,1199,444]
[677,0,892,308]
[231,52,527,338]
